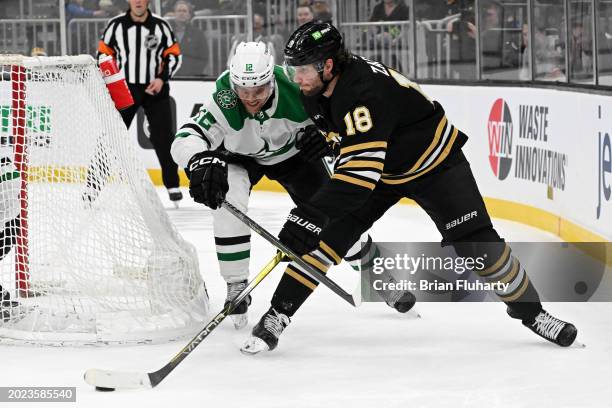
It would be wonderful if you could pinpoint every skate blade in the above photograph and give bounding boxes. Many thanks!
[240,337,270,355]
[230,313,248,330]
[172,201,180,209]
[408,308,422,319]
[571,339,586,348]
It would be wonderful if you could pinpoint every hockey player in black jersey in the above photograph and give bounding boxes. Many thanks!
[241,21,578,354]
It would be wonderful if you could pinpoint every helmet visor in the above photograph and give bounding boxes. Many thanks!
[283,61,320,84]
[233,81,273,103]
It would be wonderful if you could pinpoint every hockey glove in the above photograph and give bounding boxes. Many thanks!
[296,125,334,162]
[187,151,229,210]
[278,206,329,256]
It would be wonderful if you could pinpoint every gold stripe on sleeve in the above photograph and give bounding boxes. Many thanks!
[332,174,376,190]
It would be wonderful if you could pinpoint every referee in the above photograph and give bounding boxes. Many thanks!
[97,0,183,204]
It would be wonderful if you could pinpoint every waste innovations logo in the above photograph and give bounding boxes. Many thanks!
[487,98,513,180]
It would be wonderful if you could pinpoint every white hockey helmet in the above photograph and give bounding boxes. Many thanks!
[229,41,275,88]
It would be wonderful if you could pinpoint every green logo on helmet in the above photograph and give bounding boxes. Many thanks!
[245,63,253,72]
[312,31,322,40]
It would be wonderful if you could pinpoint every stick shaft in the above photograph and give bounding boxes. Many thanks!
[147,252,283,387]
[222,200,358,307]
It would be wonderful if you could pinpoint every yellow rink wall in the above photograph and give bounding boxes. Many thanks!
[150,169,609,244]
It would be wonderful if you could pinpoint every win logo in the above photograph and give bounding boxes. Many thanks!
[487,98,513,180]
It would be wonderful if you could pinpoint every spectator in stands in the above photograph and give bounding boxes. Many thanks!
[416,1,453,20]
[227,13,284,66]
[370,0,410,22]
[446,0,487,79]
[519,23,565,81]
[171,0,208,76]
[312,0,333,23]
[480,3,508,72]
[98,0,124,17]
[65,0,108,23]
[297,4,315,27]
[368,0,410,71]
[569,19,593,80]
[369,0,410,45]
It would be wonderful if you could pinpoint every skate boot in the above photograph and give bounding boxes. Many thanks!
[1,290,21,323]
[384,289,417,313]
[510,307,577,347]
[225,280,251,330]
[168,188,183,208]
[240,307,290,355]
[376,274,416,313]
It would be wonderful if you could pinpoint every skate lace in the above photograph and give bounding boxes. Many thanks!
[532,312,565,340]
[382,276,402,305]
[263,309,290,338]
[385,289,403,306]
[227,281,247,301]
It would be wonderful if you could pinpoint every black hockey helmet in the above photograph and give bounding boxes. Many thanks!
[284,21,345,69]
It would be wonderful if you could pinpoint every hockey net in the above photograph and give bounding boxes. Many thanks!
[0,54,208,346]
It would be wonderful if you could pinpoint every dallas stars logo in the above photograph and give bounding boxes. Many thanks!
[216,89,237,109]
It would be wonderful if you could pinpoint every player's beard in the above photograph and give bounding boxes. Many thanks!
[301,80,324,97]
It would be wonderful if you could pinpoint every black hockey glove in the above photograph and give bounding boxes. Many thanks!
[278,206,329,256]
[187,151,229,210]
[296,125,334,162]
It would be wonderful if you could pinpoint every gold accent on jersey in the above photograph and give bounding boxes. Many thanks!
[336,160,384,171]
[388,68,432,102]
[340,141,387,156]
[406,116,447,174]
[478,244,511,277]
[499,258,520,284]
[380,127,458,184]
[285,265,317,290]
[319,241,342,265]
[303,254,330,273]
[332,173,377,190]
[499,275,530,302]
[325,131,340,142]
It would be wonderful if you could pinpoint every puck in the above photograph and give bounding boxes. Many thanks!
[95,386,116,392]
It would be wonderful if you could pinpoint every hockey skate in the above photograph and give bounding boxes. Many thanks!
[225,280,251,330]
[375,273,417,314]
[168,188,183,209]
[1,290,23,323]
[509,307,578,347]
[384,288,417,314]
[240,307,290,355]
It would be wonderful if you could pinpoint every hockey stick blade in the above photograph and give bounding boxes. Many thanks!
[84,369,152,389]
[222,200,360,307]
[83,253,283,390]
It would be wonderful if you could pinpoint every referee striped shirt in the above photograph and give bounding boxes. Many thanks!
[97,10,182,85]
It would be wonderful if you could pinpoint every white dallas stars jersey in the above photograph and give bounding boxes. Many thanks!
[0,154,20,223]
[171,66,312,167]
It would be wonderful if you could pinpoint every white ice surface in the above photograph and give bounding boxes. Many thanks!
[1,189,610,408]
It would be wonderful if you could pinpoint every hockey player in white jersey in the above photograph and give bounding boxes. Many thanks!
[0,155,23,322]
[172,42,415,329]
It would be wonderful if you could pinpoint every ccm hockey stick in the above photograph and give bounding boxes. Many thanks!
[83,252,283,390]
[222,200,361,307]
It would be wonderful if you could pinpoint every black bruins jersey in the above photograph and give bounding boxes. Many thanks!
[302,55,468,219]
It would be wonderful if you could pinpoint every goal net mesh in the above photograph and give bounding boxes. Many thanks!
[0,55,208,346]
